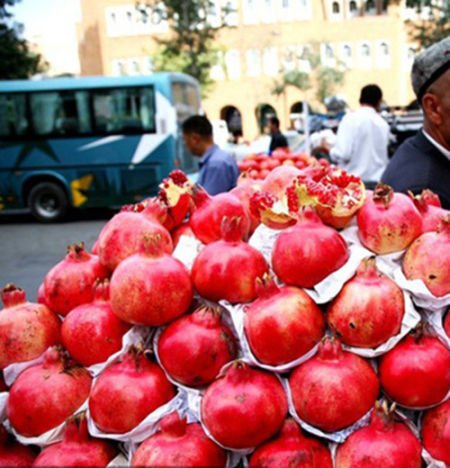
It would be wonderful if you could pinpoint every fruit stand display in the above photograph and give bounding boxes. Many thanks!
[0,155,449,467]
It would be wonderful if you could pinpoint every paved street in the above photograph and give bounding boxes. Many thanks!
[0,209,115,302]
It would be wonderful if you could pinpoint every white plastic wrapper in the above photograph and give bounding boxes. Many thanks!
[87,390,185,444]
[342,291,421,358]
[282,378,372,443]
[425,310,450,349]
[0,392,8,422]
[220,301,319,373]
[87,326,153,377]
[172,235,204,271]
[6,399,88,447]
[4,351,48,387]
[417,412,449,468]
[248,224,283,268]
[107,453,130,467]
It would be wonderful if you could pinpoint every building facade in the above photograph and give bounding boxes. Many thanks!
[77,0,419,139]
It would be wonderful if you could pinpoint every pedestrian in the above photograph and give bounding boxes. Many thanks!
[268,116,288,154]
[381,37,450,209]
[182,115,239,195]
[329,84,390,188]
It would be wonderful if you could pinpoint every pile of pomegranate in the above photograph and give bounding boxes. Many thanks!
[0,162,449,467]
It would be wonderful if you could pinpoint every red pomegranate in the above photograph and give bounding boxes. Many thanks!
[170,221,195,248]
[444,309,450,337]
[33,416,117,467]
[37,282,47,305]
[249,418,332,468]
[96,206,173,271]
[335,401,422,468]
[89,348,175,434]
[250,190,297,230]
[158,307,237,387]
[244,275,325,365]
[289,338,379,432]
[357,184,422,254]
[231,174,263,235]
[410,189,449,233]
[189,185,250,243]
[0,284,60,369]
[43,243,109,316]
[191,217,269,303]
[61,280,130,366]
[327,258,404,348]
[132,412,226,467]
[0,426,36,466]
[421,399,450,465]
[7,348,92,437]
[402,217,450,297]
[201,361,288,449]
[272,209,349,288]
[261,165,302,200]
[379,331,450,408]
[110,238,192,326]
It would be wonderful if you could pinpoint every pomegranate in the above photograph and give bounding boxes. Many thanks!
[230,174,262,235]
[170,221,195,248]
[289,338,379,432]
[61,280,130,366]
[445,309,450,337]
[402,217,450,297]
[335,401,422,468]
[327,258,404,348]
[0,426,36,466]
[244,275,325,365]
[158,307,237,387]
[421,399,450,465]
[287,165,366,229]
[43,243,109,316]
[0,284,60,369]
[201,361,288,449]
[7,348,92,437]
[250,191,297,230]
[357,183,422,254]
[272,209,349,288]
[96,204,173,271]
[261,165,302,200]
[110,237,193,326]
[37,282,47,305]
[191,217,269,303]
[249,418,332,468]
[132,412,226,467]
[89,348,175,433]
[33,416,117,467]
[379,330,450,408]
[410,189,449,233]
[189,185,250,243]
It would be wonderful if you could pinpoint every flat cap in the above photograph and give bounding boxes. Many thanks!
[411,36,450,102]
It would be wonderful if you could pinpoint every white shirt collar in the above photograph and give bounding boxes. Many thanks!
[422,130,450,161]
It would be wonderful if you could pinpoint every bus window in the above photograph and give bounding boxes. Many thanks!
[30,91,92,136]
[92,87,155,134]
[0,94,28,137]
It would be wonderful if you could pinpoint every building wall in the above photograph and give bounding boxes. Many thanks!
[77,0,418,140]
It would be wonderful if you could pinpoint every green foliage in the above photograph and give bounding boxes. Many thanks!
[0,0,46,79]
[137,0,233,95]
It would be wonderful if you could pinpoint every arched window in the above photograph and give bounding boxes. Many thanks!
[332,1,340,13]
[343,45,352,58]
[325,44,334,59]
[365,0,375,11]
[361,43,370,57]
[380,42,389,56]
[349,0,357,11]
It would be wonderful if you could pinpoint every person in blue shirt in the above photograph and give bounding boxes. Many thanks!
[182,115,239,195]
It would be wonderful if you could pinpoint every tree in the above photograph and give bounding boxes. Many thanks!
[136,0,233,95]
[404,0,450,47]
[0,0,46,79]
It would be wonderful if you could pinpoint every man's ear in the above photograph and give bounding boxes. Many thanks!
[422,93,443,126]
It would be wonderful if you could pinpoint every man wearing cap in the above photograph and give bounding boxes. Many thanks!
[382,37,450,209]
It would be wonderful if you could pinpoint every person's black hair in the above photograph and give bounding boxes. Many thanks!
[269,116,280,127]
[182,115,213,137]
[359,84,383,107]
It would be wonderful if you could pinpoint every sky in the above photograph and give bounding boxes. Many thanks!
[11,0,82,74]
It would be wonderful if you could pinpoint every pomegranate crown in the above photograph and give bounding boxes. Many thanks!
[140,233,167,257]
[220,216,246,243]
[255,273,280,298]
[437,214,450,234]
[160,411,187,437]
[93,278,110,302]
[66,242,91,261]
[42,346,80,372]
[192,305,222,326]
[409,189,441,211]
[356,256,383,278]
[279,418,302,439]
[371,400,397,431]
[373,183,394,207]
[318,336,343,361]
[1,283,26,308]
[123,344,154,372]
[64,413,90,443]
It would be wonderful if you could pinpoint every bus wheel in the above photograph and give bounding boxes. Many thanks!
[28,182,68,222]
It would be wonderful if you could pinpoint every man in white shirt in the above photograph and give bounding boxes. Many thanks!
[382,37,450,209]
[330,84,390,187]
